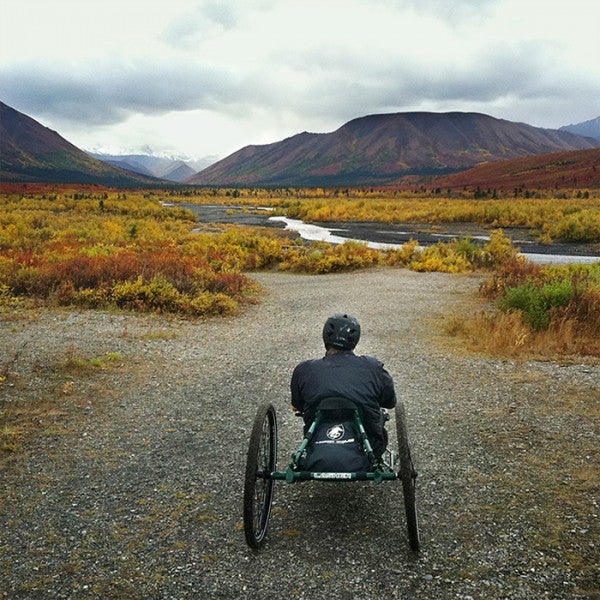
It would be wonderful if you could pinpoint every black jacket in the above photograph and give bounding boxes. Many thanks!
[291,350,396,455]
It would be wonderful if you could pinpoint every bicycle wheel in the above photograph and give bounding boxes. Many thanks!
[395,401,420,551]
[243,402,277,548]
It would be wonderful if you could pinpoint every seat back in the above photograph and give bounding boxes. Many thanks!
[314,396,364,424]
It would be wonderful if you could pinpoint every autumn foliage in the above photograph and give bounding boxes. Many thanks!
[0,192,263,316]
[1,187,598,347]
[279,195,600,244]
[448,258,600,357]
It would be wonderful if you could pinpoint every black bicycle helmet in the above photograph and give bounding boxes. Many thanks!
[322,313,361,350]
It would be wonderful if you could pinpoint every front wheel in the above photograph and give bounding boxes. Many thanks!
[243,403,277,548]
[395,402,420,551]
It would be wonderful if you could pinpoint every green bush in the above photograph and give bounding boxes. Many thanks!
[500,283,548,329]
[540,279,574,309]
[452,237,480,264]
[499,278,575,330]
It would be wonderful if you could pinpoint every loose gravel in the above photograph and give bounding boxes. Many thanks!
[1,268,598,599]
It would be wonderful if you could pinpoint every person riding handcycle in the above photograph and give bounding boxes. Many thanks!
[290,313,396,461]
[244,312,420,550]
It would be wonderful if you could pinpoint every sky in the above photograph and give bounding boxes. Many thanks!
[1,0,599,163]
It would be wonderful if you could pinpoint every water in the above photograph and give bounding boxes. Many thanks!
[269,216,600,265]
[179,204,599,265]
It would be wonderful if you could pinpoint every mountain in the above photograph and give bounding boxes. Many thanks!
[560,116,600,141]
[97,157,156,177]
[432,148,600,190]
[187,112,599,187]
[90,153,213,182]
[0,102,162,185]
[160,161,196,183]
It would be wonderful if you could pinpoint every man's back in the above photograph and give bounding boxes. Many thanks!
[291,350,396,453]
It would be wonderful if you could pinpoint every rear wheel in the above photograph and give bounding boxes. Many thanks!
[395,402,420,551]
[243,403,277,548]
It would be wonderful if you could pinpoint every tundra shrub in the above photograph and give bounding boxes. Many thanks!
[383,240,419,266]
[495,266,599,333]
[480,229,519,267]
[112,275,183,313]
[188,291,238,316]
[453,237,480,264]
[279,241,380,274]
[410,243,471,273]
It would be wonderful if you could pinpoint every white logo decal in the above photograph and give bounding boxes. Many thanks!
[326,424,345,440]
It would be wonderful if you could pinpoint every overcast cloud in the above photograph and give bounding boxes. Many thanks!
[1,0,599,160]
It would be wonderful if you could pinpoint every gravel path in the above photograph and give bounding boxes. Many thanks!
[1,268,598,599]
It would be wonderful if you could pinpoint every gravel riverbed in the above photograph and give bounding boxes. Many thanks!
[1,269,598,599]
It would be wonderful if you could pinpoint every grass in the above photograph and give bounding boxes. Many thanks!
[0,345,126,463]
[59,349,123,372]
[137,329,179,341]
[0,423,23,452]
[444,309,600,360]
[444,259,600,359]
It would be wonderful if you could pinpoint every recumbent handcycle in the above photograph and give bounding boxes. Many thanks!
[243,397,420,551]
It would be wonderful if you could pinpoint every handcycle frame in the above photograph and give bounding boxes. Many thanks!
[243,397,420,551]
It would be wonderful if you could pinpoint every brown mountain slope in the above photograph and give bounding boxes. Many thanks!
[432,148,600,190]
[187,112,599,187]
[0,102,161,185]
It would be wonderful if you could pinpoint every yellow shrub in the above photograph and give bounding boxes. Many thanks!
[410,244,471,273]
[383,240,420,266]
[278,241,380,274]
[188,292,238,316]
[112,275,183,312]
[480,229,519,267]
[72,287,112,309]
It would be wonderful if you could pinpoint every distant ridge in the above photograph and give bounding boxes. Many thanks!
[0,102,162,185]
[432,148,600,190]
[90,153,207,182]
[160,162,196,183]
[187,111,599,187]
[560,116,600,142]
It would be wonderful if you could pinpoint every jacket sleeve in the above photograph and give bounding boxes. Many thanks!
[378,364,397,408]
[290,363,305,411]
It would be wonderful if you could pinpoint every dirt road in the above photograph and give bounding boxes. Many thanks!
[1,269,598,599]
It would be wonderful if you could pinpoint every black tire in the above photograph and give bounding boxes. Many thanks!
[243,403,277,548]
[395,402,420,551]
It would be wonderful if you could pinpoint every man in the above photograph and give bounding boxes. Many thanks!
[290,313,396,458]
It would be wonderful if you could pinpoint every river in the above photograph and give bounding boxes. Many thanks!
[180,203,600,265]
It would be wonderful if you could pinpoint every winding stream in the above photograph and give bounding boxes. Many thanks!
[181,204,600,265]
[269,216,600,265]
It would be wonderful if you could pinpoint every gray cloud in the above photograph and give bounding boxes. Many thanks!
[162,1,266,51]
[269,35,592,124]
[0,59,241,126]
[200,0,239,29]
[1,0,598,156]
[3,30,597,140]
